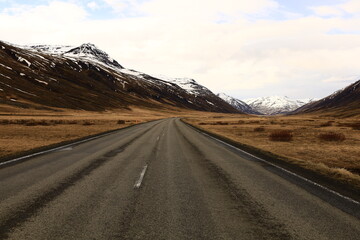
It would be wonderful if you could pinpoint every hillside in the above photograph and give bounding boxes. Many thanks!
[294,80,360,117]
[0,41,239,113]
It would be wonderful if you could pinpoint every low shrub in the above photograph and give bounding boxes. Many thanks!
[82,121,94,126]
[318,132,345,142]
[37,120,51,126]
[254,127,265,132]
[320,121,334,127]
[269,130,293,142]
[50,120,62,125]
[25,120,37,126]
[349,122,360,130]
[0,120,11,125]
[23,120,50,126]
[215,121,229,125]
[250,120,260,124]
[16,120,28,125]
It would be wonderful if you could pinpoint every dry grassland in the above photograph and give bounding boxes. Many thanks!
[0,106,182,159]
[185,113,360,188]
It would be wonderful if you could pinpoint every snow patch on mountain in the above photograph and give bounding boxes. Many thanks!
[152,75,212,96]
[244,96,315,115]
[29,43,123,70]
[29,45,74,54]
[17,56,31,67]
[119,68,143,77]
[217,93,260,114]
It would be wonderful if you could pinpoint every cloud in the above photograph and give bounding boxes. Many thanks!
[310,0,360,17]
[1,0,360,99]
[341,0,360,14]
[101,0,143,16]
[140,0,279,21]
[322,75,360,83]
[310,6,344,17]
[87,1,99,10]
[1,1,87,23]
[102,0,127,12]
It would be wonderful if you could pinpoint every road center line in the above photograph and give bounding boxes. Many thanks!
[134,165,148,189]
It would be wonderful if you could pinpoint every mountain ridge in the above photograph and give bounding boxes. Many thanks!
[0,40,240,113]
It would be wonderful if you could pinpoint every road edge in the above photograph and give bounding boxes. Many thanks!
[181,118,360,203]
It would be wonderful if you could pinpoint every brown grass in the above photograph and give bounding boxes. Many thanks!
[0,105,218,160]
[0,106,190,159]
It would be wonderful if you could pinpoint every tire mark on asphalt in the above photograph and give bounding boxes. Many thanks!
[175,121,295,240]
[113,127,162,239]
[0,124,157,239]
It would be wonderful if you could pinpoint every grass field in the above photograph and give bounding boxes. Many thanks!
[184,113,360,188]
[0,106,178,159]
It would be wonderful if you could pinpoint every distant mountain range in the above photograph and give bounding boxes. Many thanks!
[219,80,359,116]
[218,94,315,115]
[243,96,315,115]
[0,41,239,113]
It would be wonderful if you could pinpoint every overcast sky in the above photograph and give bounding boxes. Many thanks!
[1,0,359,99]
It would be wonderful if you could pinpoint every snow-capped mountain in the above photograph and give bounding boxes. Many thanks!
[152,75,212,96]
[217,93,260,114]
[294,80,360,117]
[244,96,314,115]
[30,43,123,70]
[0,40,239,113]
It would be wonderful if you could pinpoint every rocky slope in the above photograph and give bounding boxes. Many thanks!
[0,41,239,113]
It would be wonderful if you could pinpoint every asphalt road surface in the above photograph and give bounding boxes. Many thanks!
[0,118,359,240]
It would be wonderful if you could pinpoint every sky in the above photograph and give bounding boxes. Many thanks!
[1,0,360,100]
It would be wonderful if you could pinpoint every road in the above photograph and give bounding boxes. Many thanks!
[0,118,359,240]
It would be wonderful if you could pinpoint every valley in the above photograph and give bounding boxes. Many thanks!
[1,0,360,238]
[0,39,359,191]
[0,39,359,239]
